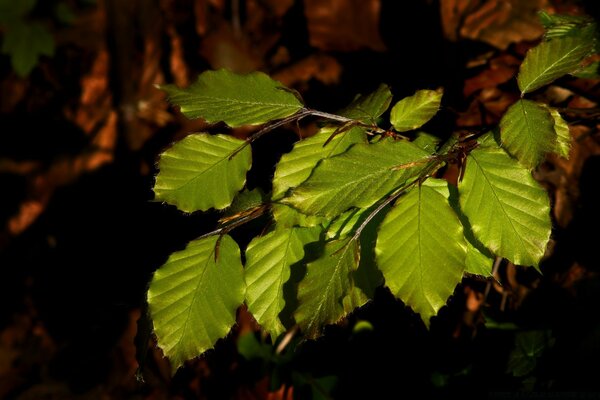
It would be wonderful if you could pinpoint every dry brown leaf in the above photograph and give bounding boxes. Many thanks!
[440,0,547,49]
[304,0,385,52]
[463,53,520,97]
[273,54,342,88]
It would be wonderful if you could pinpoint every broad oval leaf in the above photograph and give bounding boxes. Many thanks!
[499,99,556,169]
[464,240,494,277]
[272,126,367,199]
[458,147,551,267]
[390,89,443,132]
[284,139,432,217]
[245,226,321,340]
[148,234,245,371]
[154,133,252,213]
[518,35,595,94]
[294,239,365,338]
[159,69,304,126]
[338,83,393,122]
[375,179,466,327]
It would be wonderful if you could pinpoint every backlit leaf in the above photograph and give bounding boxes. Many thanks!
[390,89,443,132]
[518,35,595,94]
[148,235,244,371]
[499,99,556,169]
[159,69,304,126]
[376,179,466,327]
[458,147,551,267]
[245,227,321,340]
[284,139,432,217]
[154,133,252,213]
[294,239,365,338]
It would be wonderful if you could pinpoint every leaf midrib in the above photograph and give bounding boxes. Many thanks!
[471,153,529,256]
[521,39,590,93]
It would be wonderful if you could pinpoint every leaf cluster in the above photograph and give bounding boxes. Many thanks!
[147,13,598,371]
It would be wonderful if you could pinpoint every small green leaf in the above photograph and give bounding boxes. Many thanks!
[271,203,327,229]
[159,69,303,126]
[225,188,265,217]
[499,99,556,169]
[272,126,367,199]
[376,179,466,327]
[548,108,571,158]
[1,21,54,77]
[507,330,555,377]
[390,89,443,132]
[458,147,551,267]
[413,132,440,153]
[284,139,432,217]
[338,84,393,122]
[148,235,245,371]
[245,226,321,340]
[518,35,595,94]
[154,133,252,213]
[294,239,365,338]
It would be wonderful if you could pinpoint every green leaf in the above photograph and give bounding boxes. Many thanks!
[271,203,326,229]
[413,131,440,153]
[465,240,494,277]
[518,35,595,94]
[376,179,466,327]
[1,21,54,77]
[245,226,321,340]
[148,234,245,371]
[294,239,365,338]
[272,126,367,199]
[548,108,571,158]
[390,89,443,132]
[458,147,551,267]
[284,139,432,218]
[154,133,252,213]
[159,69,303,126]
[225,188,265,217]
[499,100,556,169]
[539,11,596,40]
[338,83,393,122]
[507,330,555,377]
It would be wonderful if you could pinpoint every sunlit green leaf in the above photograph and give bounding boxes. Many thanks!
[338,83,393,123]
[458,147,551,267]
[245,226,321,340]
[376,179,466,327]
[284,139,432,217]
[390,89,443,132]
[518,35,595,94]
[154,133,252,213]
[272,126,367,199]
[159,69,304,126]
[571,61,600,79]
[295,239,365,338]
[499,99,556,169]
[148,235,244,371]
